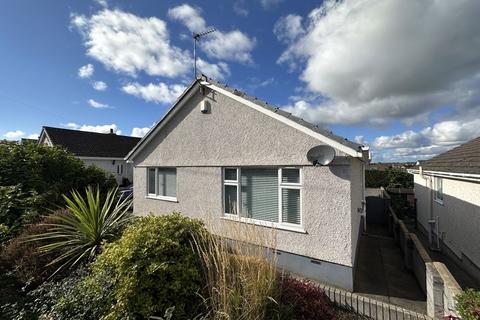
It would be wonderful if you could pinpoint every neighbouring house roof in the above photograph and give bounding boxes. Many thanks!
[126,75,368,161]
[419,136,480,174]
[40,126,141,158]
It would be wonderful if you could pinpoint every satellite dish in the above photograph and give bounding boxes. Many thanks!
[307,145,335,166]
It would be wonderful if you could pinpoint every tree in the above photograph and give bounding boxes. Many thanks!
[0,141,117,243]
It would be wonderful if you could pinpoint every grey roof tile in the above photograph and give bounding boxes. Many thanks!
[420,136,480,174]
[43,126,140,158]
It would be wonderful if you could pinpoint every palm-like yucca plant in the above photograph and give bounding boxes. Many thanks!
[30,186,133,275]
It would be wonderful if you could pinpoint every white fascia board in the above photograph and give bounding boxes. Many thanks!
[207,83,363,158]
[409,169,480,182]
[125,82,198,161]
[38,129,52,146]
[78,156,125,161]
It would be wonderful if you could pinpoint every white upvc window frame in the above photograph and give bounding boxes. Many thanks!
[222,167,304,233]
[146,167,178,202]
[223,168,240,215]
[433,176,443,204]
[278,168,303,228]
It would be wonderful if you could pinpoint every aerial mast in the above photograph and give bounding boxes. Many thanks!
[193,28,216,79]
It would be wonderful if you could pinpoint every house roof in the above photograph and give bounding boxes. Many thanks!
[419,136,480,174]
[205,77,363,152]
[41,126,141,158]
[126,75,367,161]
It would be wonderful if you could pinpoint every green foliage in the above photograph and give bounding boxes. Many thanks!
[365,168,413,188]
[58,213,207,320]
[0,185,45,243]
[30,187,133,275]
[0,266,99,320]
[0,211,65,283]
[456,289,480,320]
[0,141,117,243]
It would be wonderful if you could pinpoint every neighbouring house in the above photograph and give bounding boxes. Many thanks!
[125,76,369,290]
[409,136,480,283]
[38,126,140,185]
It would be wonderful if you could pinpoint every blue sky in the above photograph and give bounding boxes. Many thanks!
[1,0,480,162]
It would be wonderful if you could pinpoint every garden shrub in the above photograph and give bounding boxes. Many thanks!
[275,275,335,320]
[0,141,117,243]
[0,210,67,284]
[456,289,480,320]
[0,266,98,320]
[365,168,413,189]
[68,213,207,320]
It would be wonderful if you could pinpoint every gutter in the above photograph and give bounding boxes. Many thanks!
[408,168,480,183]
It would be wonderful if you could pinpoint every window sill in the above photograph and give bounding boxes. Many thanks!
[434,199,444,206]
[145,195,178,203]
[221,215,307,234]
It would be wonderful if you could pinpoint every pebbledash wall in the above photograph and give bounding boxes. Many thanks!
[131,87,365,290]
[414,173,480,282]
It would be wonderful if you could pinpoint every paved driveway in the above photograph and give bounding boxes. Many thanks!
[354,225,427,314]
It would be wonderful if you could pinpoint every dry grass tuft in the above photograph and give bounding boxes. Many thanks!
[193,218,278,320]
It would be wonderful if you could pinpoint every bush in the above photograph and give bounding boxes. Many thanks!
[275,276,335,320]
[456,289,480,320]
[59,213,207,320]
[31,186,132,275]
[0,210,67,284]
[0,266,97,320]
[0,141,117,243]
[365,168,413,189]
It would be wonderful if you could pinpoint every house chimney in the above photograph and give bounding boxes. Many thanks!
[109,128,114,134]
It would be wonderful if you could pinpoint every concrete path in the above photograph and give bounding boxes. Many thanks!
[354,225,427,315]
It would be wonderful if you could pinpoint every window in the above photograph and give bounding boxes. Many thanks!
[147,167,177,200]
[434,177,443,203]
[117,164,123,175]
[223,167,302,229]
[280,169,301,225]
[224,168,239,214]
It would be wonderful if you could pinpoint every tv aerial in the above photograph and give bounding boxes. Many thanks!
[307,145,336,166]
[193,28,216,78]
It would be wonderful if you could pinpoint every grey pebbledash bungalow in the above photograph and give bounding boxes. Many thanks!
[125,75,370,290]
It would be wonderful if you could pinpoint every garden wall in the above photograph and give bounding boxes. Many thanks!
[383,189,463,319]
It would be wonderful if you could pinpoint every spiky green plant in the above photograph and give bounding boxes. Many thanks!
[30,186,133,275]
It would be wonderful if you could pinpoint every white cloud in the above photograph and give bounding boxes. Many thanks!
[94,0,108,7]
[196,58,230,80]
[130,125,153,138]
[122,82,186,104]
[168,4,256,64]
[273,14,304,44]
[278,0,480,126]
[3,130,26,140]
[87,98,110,108]
[78,64,94,78]
[167,4,206,33]
[372,118,480,161]
[2,131,38,140]
[92,81,107,91]
[233,1,248,17]
[354,135,366,145]
[260,0,283,9]
[64,123,121,135]
[202,30,256,64]
[71,9,191,78]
